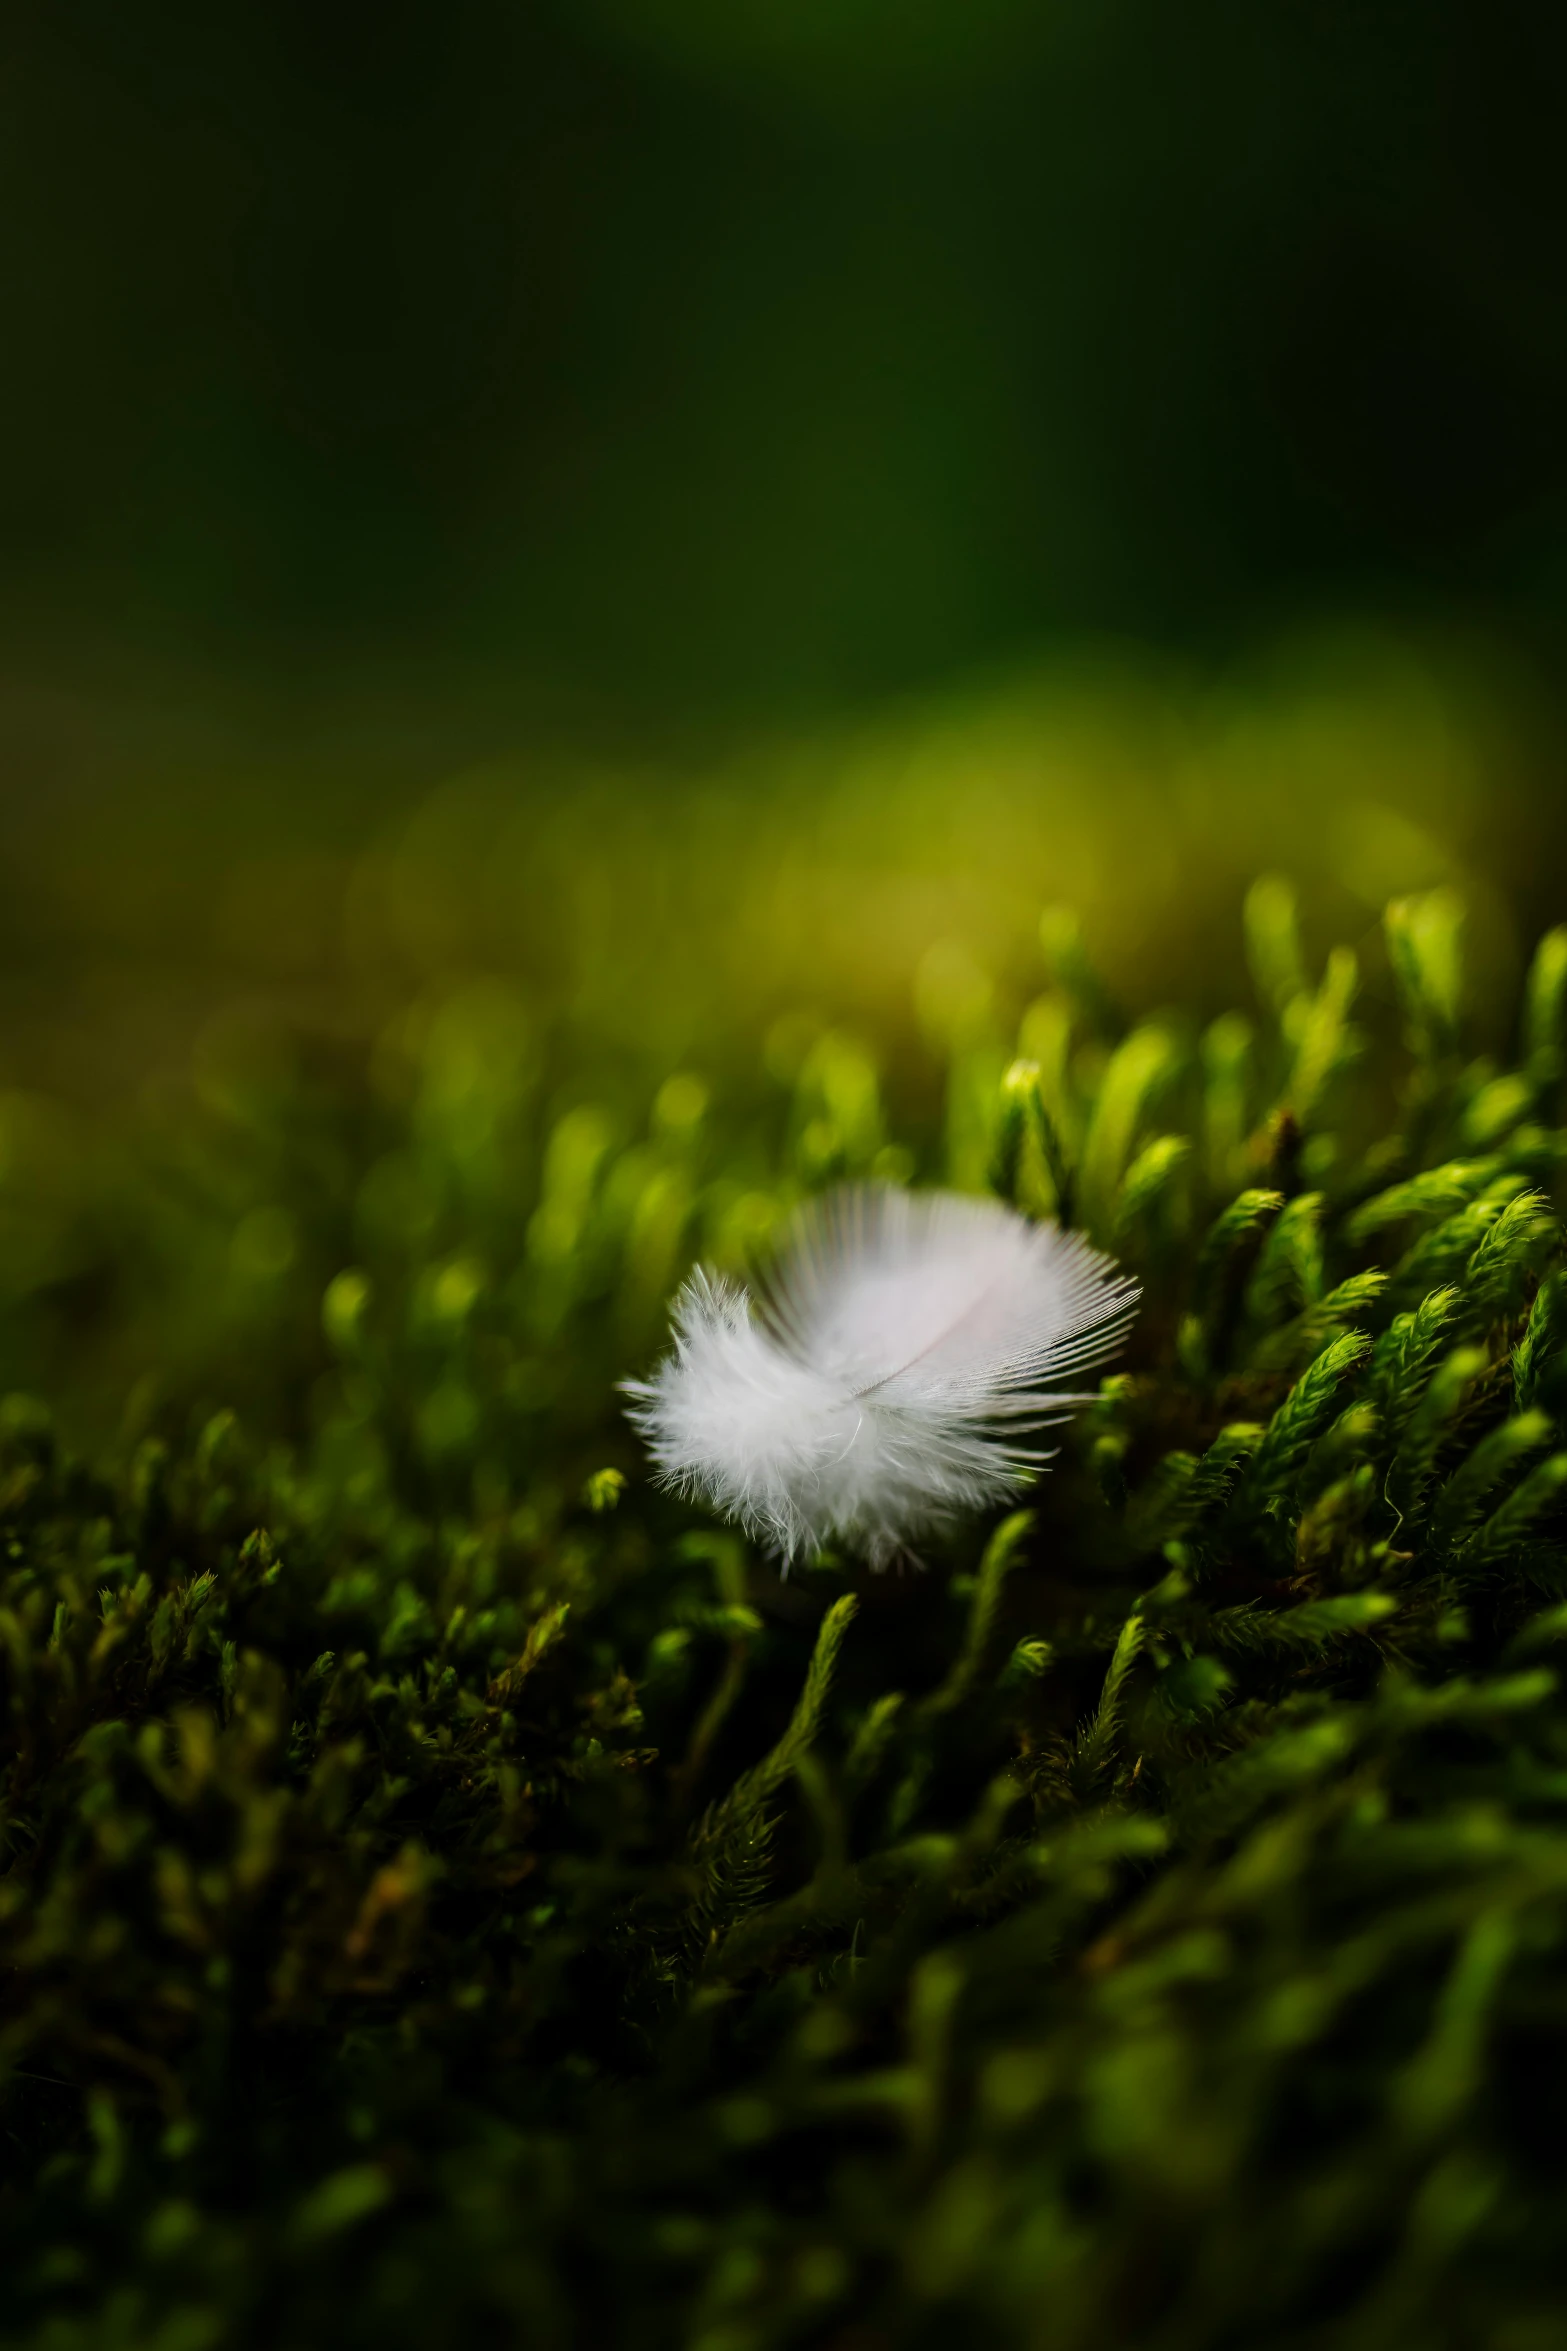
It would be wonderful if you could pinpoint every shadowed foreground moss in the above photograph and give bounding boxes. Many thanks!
[4,885,1567,2348]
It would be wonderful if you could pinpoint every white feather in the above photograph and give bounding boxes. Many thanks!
[623,1185,1140,1568]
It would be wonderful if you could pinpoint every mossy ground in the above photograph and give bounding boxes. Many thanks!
[3,881,1567,2349]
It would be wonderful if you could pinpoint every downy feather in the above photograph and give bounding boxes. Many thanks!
[623,1185,1140,1567]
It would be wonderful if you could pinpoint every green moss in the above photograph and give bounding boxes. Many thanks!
[2,885,1567,2346]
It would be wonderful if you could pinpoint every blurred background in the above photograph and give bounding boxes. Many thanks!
[1,0,1566,1441]
[5,0,1567,1034]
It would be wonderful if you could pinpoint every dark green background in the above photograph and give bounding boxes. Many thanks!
[6,0,1565,727]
